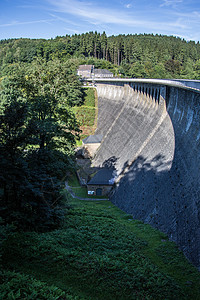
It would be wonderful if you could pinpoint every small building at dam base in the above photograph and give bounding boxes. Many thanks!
[87,168,116,196]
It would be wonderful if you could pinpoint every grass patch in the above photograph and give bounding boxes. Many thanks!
[73,88,97,145]
[76,140,83,147]
[73,87,96,127]
[1,193,200,299]
[73,107,95,127]
[67,172,88,197]
[0,270,77,300]
[71,186,88,198]
[68,172,80,187]
[82,87,95,107]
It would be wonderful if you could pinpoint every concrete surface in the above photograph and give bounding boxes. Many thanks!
[92,79,200,269]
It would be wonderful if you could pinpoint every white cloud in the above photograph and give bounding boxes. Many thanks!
[46,0,188,30]
[0,18,55,27]
[44,0,200,41]
[125,3,132,8]
[47,0,137,25]
[168,18,187,29]
[49,13,79,26]
[63,27,80,34]
[160,0,183,7]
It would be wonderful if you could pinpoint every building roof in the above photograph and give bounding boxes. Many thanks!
[82,134,103,144]
[87,168,116,185]
[94,69,113,75]
[78,65,94,71]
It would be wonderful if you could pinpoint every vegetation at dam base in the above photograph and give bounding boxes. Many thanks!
[1,193,200,300]
[1,32,200,298]
[72,87,97,145]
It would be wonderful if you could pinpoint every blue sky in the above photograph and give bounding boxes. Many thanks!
[0,0,200,42]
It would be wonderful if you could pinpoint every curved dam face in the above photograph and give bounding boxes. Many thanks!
[93,79,200,269]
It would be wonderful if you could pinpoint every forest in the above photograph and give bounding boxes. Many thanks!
[1,31,200,79]
[0,32,200,299]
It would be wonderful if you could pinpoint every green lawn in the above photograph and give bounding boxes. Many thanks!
[82,87,96,107]
[73,87,96,127]
[73,87,97,145]
[1,192,200,300]
[73,106,96,127]
[68,171,82,187]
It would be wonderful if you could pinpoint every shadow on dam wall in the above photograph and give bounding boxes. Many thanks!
[93,80,200,269]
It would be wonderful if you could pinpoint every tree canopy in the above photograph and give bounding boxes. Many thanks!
[0,59,83,230]
[1,32,200,79]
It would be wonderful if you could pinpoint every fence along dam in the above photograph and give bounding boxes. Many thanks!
[91,78,200,269]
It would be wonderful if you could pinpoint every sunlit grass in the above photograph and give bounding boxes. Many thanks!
[1,192,200,300]
[73,87,97,146]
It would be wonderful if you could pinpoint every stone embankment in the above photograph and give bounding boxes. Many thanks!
[92,78,200,269]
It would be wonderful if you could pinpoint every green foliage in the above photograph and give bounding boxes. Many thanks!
[67,172,80,187]
[0,218,16,267]
[2,196,200,299]
[73,107,95,126]
[1,32,200,79]
[82,88,95,107]
[72,87,97,141]
[0,59,83,230]
[0,270,79,299]
[193,59,200,79]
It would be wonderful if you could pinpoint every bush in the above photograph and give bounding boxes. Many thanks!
[0,217,16,265]
[0,270,77,300]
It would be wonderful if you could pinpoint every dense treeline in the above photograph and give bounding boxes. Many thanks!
[0,59,83,230]
[1,31,200,79]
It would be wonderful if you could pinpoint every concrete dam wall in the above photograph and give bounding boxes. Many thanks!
[93,79,200,269]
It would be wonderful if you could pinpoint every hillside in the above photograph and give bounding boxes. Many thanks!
[1,193,200,300]
[1,32,200,79]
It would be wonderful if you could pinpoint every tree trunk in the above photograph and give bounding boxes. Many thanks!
[40,134,45,149]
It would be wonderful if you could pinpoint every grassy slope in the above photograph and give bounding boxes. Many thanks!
[1,192,200,300]
[73,87,97,146]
